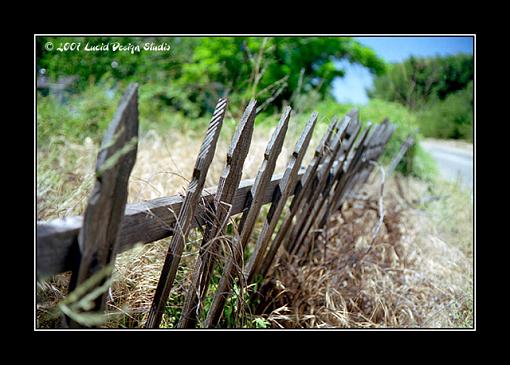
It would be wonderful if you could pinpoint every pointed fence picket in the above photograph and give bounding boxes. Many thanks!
[36,84,407,328]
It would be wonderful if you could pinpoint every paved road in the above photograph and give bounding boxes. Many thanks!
[421,140,473,189]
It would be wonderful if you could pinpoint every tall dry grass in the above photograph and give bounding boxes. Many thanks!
[36,123,304,327]
[36,125,473,328]
[260,176,473,328]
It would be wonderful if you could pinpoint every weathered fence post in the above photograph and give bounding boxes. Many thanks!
[204,110,316,328]
[257,115,339,279]
[37,96,399,328]
[311,121,371,243]
[65,83,139,328]
[245,113,317,283]
[144,98,227,328]
[177,99,256,328]
[386,133,415,177]
[199,107,290,328]
[287,115,361,257]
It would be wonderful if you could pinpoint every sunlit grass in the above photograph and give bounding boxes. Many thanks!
[36,113,472,328]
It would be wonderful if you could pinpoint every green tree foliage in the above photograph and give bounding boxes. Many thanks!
[37,36,385,118]
[310,98,437,180]
[36,37,197,88]
[417,81,473,141]
[368,54,473,110]
[178,37,385,113]
[368,54,473,140]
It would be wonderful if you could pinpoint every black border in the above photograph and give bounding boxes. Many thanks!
[32,34,478,338]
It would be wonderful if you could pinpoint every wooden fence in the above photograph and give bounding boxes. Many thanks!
[36,83,396,328]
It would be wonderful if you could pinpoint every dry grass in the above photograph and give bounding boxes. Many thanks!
[261,175,473,328]
[36,125,473,329]
[36,123,302,327]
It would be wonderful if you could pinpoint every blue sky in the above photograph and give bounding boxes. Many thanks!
[332,36,474,104]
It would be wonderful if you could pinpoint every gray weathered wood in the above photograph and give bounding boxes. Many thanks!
[70,83,139,324]
[37,216,83,277]
[144,97,227,328]
[293,120,368,258]
[283,114,355,257]
[244,112,317,284]
[286,114,359,256]
[202,107,292,328]
[314,121,370,235]
[386,131,412,176]
[318,122,389,229]
[386,129,414,176]
[322,122,374,223]
[36,170,308,278]
[345,122,386,190]
[355,121,396,187]
[36,87,400,329]
[348,121,395,190]
[257,115,339,278]
[178,99,256,328]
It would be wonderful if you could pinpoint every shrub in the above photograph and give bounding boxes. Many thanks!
[309,98,438,180]
[37,80,120,145]
[417,81,473,141]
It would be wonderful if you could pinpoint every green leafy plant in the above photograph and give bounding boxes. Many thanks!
[54,265,118,327]
[368,54,473,141]
[252,317,270,328]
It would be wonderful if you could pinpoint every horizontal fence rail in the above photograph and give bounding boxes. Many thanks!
[36,170,305,278]
[36,82,404,328]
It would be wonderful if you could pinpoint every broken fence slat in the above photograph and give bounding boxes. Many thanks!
[257,115,340,278]
[202,107,292,328]
[327,122,374,217]
[283,118,350,256]
[144,97,227,329]
[244,112,317,284]
[316,121,366,225]
[386,131,411,177]
[293,120,368,258]
[178,99,256,328]
[69,83,139,326]
[287,116,358,256]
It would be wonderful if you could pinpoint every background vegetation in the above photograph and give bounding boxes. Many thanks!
[36,36,474,181]
[36,37,473,328]
[368,54,473,141]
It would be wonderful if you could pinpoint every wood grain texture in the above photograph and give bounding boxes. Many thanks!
[346,121,394,192]
[178,99,256,328]
[37,216,83,277]
[314,120,368,229]
[292,119,365,257]
[355,121,395,186]
[257,115,338,278]
[284,116,360,254]
[326,122,374,216]
[324,122,385,223]
[286,114,357,256]
[202,107,291,328]
[244,112,317,284]
[68,83,139,323]
[36,170,307,278]
[144,97,228,328]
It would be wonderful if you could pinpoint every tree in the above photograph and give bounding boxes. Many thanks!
[368,54,473,110]
[37,36,385,116]
[178,37,385,114]
[417,81,473,141]
[367,54,474,141]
